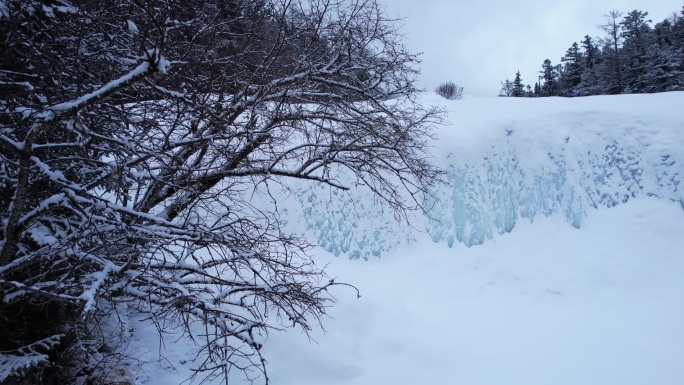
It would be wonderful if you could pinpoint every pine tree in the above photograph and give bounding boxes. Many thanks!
[675,7,684,44]
[502,5,684,98]
[643,14,684,91]
[539,59,559,96]
[582,35,600,69]
[577,35,603,95]
[512,71,525,97]
[560,42,583,95]
[620,10,653,93]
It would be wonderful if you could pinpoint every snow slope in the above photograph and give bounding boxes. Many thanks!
[294,92,684,253]
[136,92,684,385]
[267,197,684,385]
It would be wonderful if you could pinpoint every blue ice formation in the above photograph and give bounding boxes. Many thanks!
[296,184,413,260]
[426,139,683,247]
[294,124,684,256]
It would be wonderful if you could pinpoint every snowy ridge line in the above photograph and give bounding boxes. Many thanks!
[281,93,684,255]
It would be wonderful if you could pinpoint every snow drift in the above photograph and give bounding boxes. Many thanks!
[289,92,684,254]
[130,92,684,385]
[259,92,684,385]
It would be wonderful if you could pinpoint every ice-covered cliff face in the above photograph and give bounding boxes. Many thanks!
[286,92,684,256]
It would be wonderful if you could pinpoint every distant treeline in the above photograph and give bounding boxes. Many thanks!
[500,7,684,97]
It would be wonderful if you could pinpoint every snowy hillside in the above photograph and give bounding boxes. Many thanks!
[287,91,684,254]
[136,92,684,385]
[265,198,684,385]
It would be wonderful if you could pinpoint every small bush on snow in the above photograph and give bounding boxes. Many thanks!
[435,81,463,100]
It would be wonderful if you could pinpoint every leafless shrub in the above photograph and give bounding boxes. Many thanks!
[0,1,444,383]
[435,81,464,100]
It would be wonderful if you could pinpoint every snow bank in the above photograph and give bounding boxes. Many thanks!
[266,197,684,385]
[133,92,684,385]
[289,92,684,253]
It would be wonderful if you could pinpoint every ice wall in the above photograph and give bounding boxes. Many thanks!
[291,184,416,260]
[287,93,684,257]
[427,134,683,247]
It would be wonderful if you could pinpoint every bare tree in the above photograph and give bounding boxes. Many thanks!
[499,79,514,97]
[0,0,442,384]
[599,9,624,94]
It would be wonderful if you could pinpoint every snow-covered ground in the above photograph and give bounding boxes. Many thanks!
[136,92,684,385]
[267,198,684,385]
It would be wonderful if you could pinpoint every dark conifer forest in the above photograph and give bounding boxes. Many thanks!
[500,7,684,97]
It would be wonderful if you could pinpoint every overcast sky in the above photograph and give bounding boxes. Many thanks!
[383,0,684,96]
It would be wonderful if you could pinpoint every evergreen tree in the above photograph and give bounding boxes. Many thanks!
[512,71,525,97]
[644,17,684,91]
[675,7,684,44]
[502,5,684,98]
[560,42,583,95]
[539,59,559,96]
[582,35,601,69]
[577,35,603,95]
[620,10,653,93]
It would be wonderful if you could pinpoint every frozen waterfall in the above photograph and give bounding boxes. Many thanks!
[284,92,684,256]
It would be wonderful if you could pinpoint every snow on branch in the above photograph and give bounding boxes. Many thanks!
[45,53,161,119]
[0,334,64,382]
[0,0,441,383]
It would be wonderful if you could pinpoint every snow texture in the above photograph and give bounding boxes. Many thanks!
[127,20,139,34]
[287,92,684,254]
[124,92,684,385]
[265,197,684,385]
